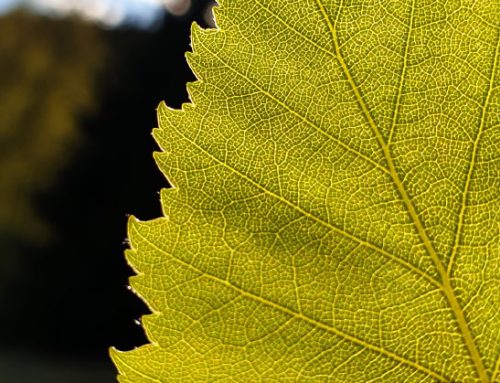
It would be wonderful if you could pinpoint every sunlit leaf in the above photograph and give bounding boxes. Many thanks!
[112,0,500,381]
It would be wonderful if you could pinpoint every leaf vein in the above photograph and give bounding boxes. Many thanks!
[387,0,416,146]
[160,104,441,287]
[447,30,500,275]
[492,353,500,383]
[113,350,164,383]
[314,0,490,380]
[199,43,390,175]
[132,223,449,383]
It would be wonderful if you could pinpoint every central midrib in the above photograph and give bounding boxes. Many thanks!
[315,0,490,381]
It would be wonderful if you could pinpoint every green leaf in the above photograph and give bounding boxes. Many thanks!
[111,0,500,381]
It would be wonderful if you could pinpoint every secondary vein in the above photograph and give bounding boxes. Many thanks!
[159,104,440,288]
[314,0,490,381]
[447,30,500,275]
[387,0,415,147]
[132,223,449,383]
[199,42,390,175]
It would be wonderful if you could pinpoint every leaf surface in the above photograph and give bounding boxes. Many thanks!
[111,0,500,381]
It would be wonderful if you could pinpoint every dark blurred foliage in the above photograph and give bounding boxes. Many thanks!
[0,1,211,381]
[0,11,106,281]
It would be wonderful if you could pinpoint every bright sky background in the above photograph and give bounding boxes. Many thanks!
[0,0,194,28]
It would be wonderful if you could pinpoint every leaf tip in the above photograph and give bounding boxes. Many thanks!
[127,215,140,226]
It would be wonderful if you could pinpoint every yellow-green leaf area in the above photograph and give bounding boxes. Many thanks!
[111,0,500,382]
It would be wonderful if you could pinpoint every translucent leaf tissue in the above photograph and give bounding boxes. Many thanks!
[111,0,500,382]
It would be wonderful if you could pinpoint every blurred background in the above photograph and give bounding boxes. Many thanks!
[0,0,213,381]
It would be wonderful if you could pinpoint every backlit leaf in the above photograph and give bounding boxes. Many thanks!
[111,0,500,381]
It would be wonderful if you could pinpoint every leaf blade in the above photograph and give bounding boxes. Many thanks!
[113,0,500,381]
